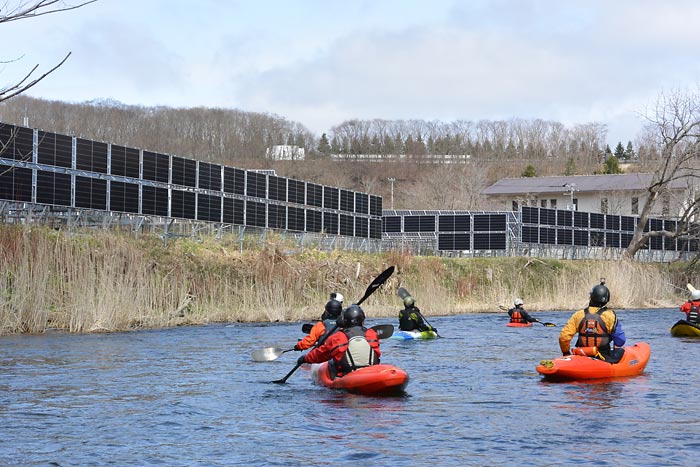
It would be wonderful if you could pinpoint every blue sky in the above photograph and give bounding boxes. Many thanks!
[2,0,699,146]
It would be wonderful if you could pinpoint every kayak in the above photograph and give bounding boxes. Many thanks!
[670,319,700,337]
[506,322,533,328]
[535,342,651,381]
[389,329,438,340]
[310,362,409,396]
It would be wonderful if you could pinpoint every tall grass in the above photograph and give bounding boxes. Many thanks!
[0,225,691,334]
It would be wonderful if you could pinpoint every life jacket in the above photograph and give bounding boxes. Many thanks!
[318,318,339,343]
[399,306,418,331]
[338,326,378,374]
[509,308,526,324]
[576,307,611,353]
[689,302,700,324]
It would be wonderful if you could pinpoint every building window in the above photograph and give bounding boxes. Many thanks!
[573,198,578,211]
[540,199,547,208]
[601,198,608,214]
[662,195,670,217]
[512,200,518,211]
[530,199,537,207]
[632,197,639,215]
[550,199,557,209]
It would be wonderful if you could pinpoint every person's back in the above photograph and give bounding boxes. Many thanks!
[398,296,429,331]
[508,298,536,324]
[680,290,700,324]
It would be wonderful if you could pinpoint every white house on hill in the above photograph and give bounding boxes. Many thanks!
[482,173,691,217]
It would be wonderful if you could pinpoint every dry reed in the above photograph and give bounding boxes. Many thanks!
[0,225,692,335]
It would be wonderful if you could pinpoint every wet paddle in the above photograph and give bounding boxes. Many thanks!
[301,322,394,339]
[272,266,395,384]
[251,347,295,362]
[498,304,556,327]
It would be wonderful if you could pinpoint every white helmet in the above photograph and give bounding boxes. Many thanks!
[691,290,700,301]
[335,293,344,305]
[514,298,524,306]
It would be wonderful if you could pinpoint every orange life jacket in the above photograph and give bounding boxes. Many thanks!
[510,309,526,324]
[576,307,611,352]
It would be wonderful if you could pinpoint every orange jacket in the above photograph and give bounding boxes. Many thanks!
[295,321,327,350]
[680,300,700,319]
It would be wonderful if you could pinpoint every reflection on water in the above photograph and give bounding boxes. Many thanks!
[1,309,699,466]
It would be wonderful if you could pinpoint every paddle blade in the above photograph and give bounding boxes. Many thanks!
[252,347,291,362]
[371,324,394,339]
[355,266,395,306]
[543,322,557,327]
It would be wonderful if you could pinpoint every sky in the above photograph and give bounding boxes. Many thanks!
[2,0,700,147]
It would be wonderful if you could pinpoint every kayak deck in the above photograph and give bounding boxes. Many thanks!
[311,362,409,395]
[536,342,651,381]
[390,329,438,340]
[670,319,700,337]
[506,322,533,328]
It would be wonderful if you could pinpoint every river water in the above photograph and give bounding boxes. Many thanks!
[0,307,697,466]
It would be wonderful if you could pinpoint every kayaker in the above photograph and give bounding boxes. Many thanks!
[294,298,342,351]
[398,296,438,333]
[507,298,538,325]
[297,305,381,379]
[558,280,626,363]
[679,289,700,324]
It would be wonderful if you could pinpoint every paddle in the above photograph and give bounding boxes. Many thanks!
[251,347,295,362]
[498,304,556,327]
[301,322,394,339]
[397,286,442,337]
[272,266,395,384]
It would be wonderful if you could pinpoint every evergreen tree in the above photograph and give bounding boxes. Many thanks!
[330,135,341,154]
[564,157,576,176]
[603,155,623,174]
[614,142,625,159]
[405,135,415,156]
[605,144,613,156]
[624,141,636,160]
[522,164,537,177]
[317,133,331,155]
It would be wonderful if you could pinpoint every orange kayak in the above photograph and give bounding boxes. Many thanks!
[536,342,651,381]
[506,322,533,327]
[310,362,409,395]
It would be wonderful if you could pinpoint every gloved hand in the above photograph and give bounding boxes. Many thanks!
[297,355,306,366]
[293,344,302,351]
[562,350,571,356]
[431,327,438,333]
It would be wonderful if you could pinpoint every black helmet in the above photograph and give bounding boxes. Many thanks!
[322,299,342,320]
[337,304,365,328]
[589,284,610,307]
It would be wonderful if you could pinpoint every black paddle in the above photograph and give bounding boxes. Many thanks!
[498,304,556,327]
[301,322,394,339]
[272,266,395,384]
[397,286,442,337]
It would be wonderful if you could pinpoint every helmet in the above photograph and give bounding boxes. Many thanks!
[322,299,342,319]
[514,298,524,306]
[337,304,365,328]
[335,293,344,305]
[589,284,610,307]
[691,290,700,301]
[403,296,415,307]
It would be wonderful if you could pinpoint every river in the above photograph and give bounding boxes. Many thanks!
[0,307,697,466]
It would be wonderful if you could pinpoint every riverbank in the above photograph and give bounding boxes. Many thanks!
[0,225,692,334]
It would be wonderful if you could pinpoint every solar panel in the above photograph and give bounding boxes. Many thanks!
[323,212,339,234]
[355,192,368,214]
[110,181,139,213]
[539,227,556,244]
[37,131,72,168]
[245,200,266,227]
[171,156,197,187]
[268,176,287,202]
[522,206,539,224]
[288,179,305,204]
[370,195,382,217]
[306,210,322,232]
[268,204,286,229]
[340,190,354,212]
[142,151,170,183]
[36,171,71,206]
[110,145,140,178]
[0,165,32,201]
[355,216,369,238]
[141,185,168,216]
[556,210,573,227]
[76,138,108,174]
[383,216,401,232]
[171,189,196,219]
[306,183,322,207]
[75,176,107,210]
[370,219,382,239]
[288,206,305,231]
[197,193,222,222]
[605,214,620,231]
[323,186,339,210]
[223,197,244,225]
[557,229,573,245]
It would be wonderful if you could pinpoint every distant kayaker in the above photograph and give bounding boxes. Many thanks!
[294,298,342,351]
[680,289,700,324]
[558,280,626,363]
[398,296,438,333]
[297,305,381,379]
[507,298,538,325]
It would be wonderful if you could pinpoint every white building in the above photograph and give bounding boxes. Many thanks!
[265,145,305,160]
[482,173,691,217]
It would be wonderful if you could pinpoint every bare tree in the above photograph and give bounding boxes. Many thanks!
[1,1,97,103]
[624,87,700,259]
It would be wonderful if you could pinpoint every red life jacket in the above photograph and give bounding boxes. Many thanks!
[576,307,611,351]
[510,309,526,324]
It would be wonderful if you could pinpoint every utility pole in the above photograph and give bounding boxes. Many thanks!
[388,177,396,209]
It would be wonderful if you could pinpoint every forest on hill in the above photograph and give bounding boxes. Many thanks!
[0,95,655,210]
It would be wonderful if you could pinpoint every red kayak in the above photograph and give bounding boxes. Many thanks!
[310,362,409,395]
[506,322,533,327]
[536,342,651,381]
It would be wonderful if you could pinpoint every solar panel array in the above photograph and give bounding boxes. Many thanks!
[0,123,382,239]
[383,210,508,251]
[520,206,699,252]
